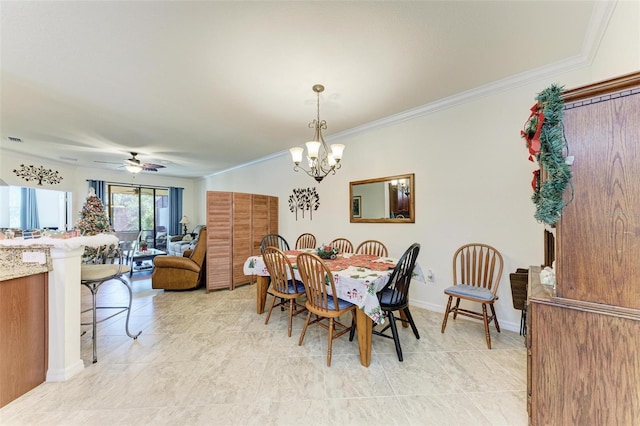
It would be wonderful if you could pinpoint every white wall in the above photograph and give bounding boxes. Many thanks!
[198,2,640,332]
[0,150,196,230]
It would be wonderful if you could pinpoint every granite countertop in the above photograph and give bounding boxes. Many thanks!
[0,234,119,281]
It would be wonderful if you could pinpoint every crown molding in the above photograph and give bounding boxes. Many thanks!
[209,0,617,178]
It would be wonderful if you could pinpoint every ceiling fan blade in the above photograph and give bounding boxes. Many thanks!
[142,163,165,170]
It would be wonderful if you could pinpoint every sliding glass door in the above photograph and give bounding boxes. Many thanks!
[108,185,169,250]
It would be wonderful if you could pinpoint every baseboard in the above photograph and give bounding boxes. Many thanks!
[410,299,521,334]
[46,359,84,382]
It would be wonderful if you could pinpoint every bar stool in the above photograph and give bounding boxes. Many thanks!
[81,242,141,363]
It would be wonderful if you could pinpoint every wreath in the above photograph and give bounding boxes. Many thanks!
[521,84,573,226]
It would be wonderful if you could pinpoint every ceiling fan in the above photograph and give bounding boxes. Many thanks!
[95,152,166,173]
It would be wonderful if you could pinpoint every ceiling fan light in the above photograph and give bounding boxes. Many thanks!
[125,164,143,173]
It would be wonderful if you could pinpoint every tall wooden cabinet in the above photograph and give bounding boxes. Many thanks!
[527,72,640,425]
[206,191,278,292]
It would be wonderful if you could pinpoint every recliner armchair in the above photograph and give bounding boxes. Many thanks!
[152,227,207,290]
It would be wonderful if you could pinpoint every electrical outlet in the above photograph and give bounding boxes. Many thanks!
[427,269,434,282]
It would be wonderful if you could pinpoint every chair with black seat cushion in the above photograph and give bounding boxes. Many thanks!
[262,247,307,337]
[373,243,420,362]
[441,243,504,349]
[81,242,142,363]
[260,233,290,253]
[329,237,353,254]
[296,252,356,366]
[355,239,388,257]
[295,233,316,250]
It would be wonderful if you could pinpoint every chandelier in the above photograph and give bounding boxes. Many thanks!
[290,84,345,183]
[13,164,63,185]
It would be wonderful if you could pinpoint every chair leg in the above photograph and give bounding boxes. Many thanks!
[452,297,461,319]
[287,297,294,337]
[327,318,335,367]
[117,277,141,340]
[482,303,492,349]
[441,296,453,333]
[387,311,403,362]
[90,285,98,364]
[490,303,501,333]
[264,294,277,325]
[298,311,312,346]
[403,307,420,340]
[348,311,356,341]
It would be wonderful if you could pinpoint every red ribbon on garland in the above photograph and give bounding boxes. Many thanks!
[531,169,540,191]
[521,102,544,162]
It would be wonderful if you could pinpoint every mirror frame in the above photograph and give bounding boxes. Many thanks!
[349,173,415,223]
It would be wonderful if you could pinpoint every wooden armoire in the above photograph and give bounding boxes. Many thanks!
[205,191,278,292]
[527,72,640,425]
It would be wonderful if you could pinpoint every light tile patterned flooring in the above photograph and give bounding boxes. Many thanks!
[1,273,528,425]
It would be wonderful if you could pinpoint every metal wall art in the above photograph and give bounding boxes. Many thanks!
[288,187,319,220]
[13,164,64,186]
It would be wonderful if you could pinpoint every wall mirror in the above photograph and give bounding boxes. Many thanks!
[349,173,414,223]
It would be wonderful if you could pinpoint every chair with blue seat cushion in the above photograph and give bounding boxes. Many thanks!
[295,232,316,250]
[261,247,307,337]
[260,233,290,253]
[356,239,389,257]
[441,243,504,349]
[296,252,356,366]
[372,243,420,361]
[329,237,353,254]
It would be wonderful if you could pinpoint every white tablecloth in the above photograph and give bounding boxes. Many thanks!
[243,250,425,325]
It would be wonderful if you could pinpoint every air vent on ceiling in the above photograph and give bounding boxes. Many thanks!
[8,136,23,143]
[59,156,78,162]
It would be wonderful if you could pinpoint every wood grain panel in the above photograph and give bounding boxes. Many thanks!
[530,302,640,425]
[232,193,252,288]
[206,191,233,291]
[0,273,48,408]
[269,196,279,237]
[558,91,640,308]
[252,195,269,256]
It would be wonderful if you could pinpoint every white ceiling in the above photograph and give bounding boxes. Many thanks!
[1,1,607,178]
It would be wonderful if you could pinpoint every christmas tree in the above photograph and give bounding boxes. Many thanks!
[77,188,112,235]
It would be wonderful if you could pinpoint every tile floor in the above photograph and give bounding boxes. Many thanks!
[1,273,528,425]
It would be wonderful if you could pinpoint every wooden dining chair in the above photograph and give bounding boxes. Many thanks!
[355,240,388,257]
[296,252,356,366]
[373,243,420,361]
[441,243,504,349]
[295,233,316,249]
[261,247,307,337]
[329,237,353,254]
[260,233,290,253]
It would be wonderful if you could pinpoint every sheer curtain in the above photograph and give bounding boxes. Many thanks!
[20,187,40,229]
[168,187,183,236]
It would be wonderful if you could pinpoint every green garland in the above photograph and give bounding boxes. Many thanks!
[523,84,573,226]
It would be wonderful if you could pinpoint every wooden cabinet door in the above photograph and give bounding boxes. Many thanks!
[557,86,640,308]
[206,191,233,291]
[232,192,252,288]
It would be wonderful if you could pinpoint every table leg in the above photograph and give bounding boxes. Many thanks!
[355,309,372,367]
[256,276,269,314]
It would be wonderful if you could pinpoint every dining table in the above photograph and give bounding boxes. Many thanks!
[243,249,425,367]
